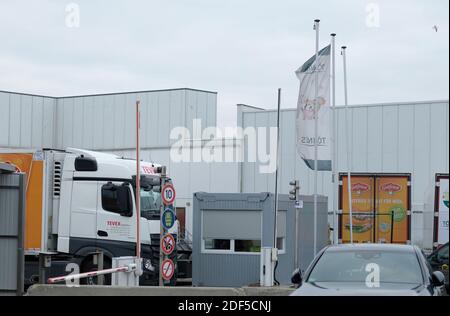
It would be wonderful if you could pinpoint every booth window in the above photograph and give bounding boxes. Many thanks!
[235,240,261,253]
[201,210,287,254]
[204,239,231,250]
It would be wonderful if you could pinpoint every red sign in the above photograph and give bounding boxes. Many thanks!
[161,259,175,281]
[380,183,402,193]
[352,183,370,192]
[141,166,156,175]
[161,234,176,255]
[162,184,176,205]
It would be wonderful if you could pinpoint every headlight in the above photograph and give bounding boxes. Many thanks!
[143,259,155,272]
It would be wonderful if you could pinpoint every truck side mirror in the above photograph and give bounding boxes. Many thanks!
[117,184,132,217]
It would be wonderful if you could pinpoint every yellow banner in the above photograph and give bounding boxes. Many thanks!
[341,175,409,244]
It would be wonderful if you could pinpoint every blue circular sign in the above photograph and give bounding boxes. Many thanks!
[162,209,176,230]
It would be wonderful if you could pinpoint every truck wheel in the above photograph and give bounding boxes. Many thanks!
[80,257,112,285]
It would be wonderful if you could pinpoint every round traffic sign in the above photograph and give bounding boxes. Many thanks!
[162,184,176,205]
[161,259,175,281]
[161,233,176,255]
[162,208,176,230]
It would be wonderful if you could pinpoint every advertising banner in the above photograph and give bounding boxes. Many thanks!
[436,176,449,246]
[375,177,410,244]
[340,174,411,244]
[341,176,375,243]
[295,45,332,171]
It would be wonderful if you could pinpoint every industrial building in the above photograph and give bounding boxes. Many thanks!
[0,89,448,250]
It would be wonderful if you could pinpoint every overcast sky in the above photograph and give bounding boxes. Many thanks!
[0,0,448,127]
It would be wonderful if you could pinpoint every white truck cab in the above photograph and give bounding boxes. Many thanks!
[1,148,177,286]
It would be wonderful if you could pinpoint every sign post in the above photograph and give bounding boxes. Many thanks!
[159,167,177,286]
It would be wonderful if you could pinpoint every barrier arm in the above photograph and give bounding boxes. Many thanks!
[47,264,137,284]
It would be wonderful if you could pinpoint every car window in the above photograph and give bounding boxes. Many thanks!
[307,250,423,285]
[438,245,449,262]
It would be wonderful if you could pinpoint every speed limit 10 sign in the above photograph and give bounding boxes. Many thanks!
[162,184,176,205]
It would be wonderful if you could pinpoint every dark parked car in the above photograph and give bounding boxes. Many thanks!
[291,244,446,296]
[427,243,449,293]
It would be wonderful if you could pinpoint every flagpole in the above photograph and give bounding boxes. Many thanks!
[313,19,320,255]
[341,46,354,243]
[331,33,338,245]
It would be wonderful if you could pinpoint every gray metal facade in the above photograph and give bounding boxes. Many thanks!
[0,170,25,296]
[238,100,449,248]
[192,192,328,287]
[0,88,217,150]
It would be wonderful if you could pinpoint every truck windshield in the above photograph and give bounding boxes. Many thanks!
[140,188,161,220]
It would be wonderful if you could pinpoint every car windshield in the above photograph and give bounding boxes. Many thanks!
[140,188,161,220]
[307,249,423,285]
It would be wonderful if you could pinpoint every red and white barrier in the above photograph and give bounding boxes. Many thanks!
[48,264,137,284]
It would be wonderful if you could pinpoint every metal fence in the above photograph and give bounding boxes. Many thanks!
[0,168,25,296]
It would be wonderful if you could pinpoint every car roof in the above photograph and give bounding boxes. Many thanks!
[324,244,417,253]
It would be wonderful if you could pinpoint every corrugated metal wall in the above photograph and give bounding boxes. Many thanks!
[55,89,217,150]
[0,88,217,151]
[0,91,56,149]
[0,172,25,296]
[192,193,328,287]
[239,100,449,248]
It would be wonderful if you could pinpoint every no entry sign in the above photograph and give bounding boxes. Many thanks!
[161,234,176,255]
[162,184,176,205]
[161,259,175,281]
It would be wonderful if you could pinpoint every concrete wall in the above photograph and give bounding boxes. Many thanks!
[238,100,450,249]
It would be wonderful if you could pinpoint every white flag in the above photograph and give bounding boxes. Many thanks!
[295,45,331,171]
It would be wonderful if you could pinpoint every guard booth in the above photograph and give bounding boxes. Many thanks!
[0,163,26,296]
[192,192,328,287]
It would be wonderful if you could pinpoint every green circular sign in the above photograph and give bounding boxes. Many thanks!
[390,205,406,222]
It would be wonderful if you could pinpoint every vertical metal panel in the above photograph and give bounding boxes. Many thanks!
[366,106,383,172]
[185,90,197,138]
[196,91,208,127]
[397,105,415,173]
[412,103,431,205]
[0,92,10,146]
[280,110,296,195]
[72,97,84,148]
[254,112,270,192]
[31,96,44,148]
[113,94,126,149]
[242,112,256,193]
[123,94,136,149]
[381,105,399,172]
[169,90,185,146]
[207,93,217,128]
[0,173,25,295]
[352,107,368,171]
[429,103,448,176]
[55,96,64,149]
[82,97,94,149]
[19,95,32,148]
[147,92,159,148]
[9,94,21,147]
[157,92,171,147]
[92,96,105,149]
[102,95,115,149]
[62,98,74,148]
